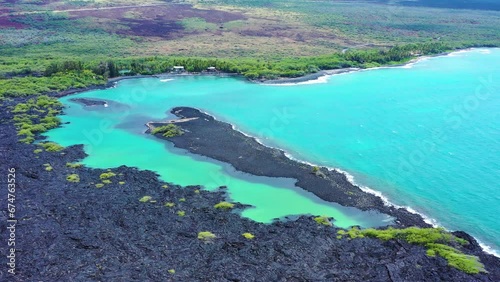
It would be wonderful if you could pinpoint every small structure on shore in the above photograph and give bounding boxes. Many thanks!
[172,66,185,73]
[119,69,132,76]
[207,66,217,72]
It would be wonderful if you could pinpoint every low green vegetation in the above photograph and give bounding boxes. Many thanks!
[151,124,184,138]
[162,185,169,189]
[180,17,218,32]
[66,162,82,168]
[164,202,175,208]
[95,183,104,188]
[102,179,111,184]
[426,243,485,274]
[33,149,43,154]
[66,174,80,183]
[242,232,255,240]
[313,216,332,226]
[179,198,186,202]
[12,96,62,144]
[168,269,175,274]
[40,142,64,152]
[337,227,485,274]
[43,163,53,172]
[311,166,326,177]
[99,172,116,179]
[214,201,235,210]
[177,210,186,217]
[198,231,217,242]
[119,181,125,185]
[139,196,152,203]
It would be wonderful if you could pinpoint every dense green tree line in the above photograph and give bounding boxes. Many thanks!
[0,70,105,98]
[37,42,452,78]
[0,42,459,98]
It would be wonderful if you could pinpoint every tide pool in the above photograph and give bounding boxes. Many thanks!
[45,48,499,254]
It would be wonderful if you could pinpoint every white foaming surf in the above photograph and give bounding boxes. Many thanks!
[160,78,175,82]
[262,50,470,86]
[446,49,471,57]
[478,242,500,257]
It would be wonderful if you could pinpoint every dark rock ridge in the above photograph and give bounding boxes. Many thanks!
[70,98,108,106]
[1,99,499,281]
[154,107,429,228]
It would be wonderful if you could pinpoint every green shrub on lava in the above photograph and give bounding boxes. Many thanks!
[198,231,216,242]
[164,202,175,208]
[43,163,53,171]
[40,142,64,152]
[139,196,152,203]
[242,232,255,240]
[99,172,116,179]
[214,201,235,210]
[151,124,183,137]
[66,162,82,168]
[12,96,62,144]
[313,216,332,226]
[66,174,80,182]
[336,227,484,274]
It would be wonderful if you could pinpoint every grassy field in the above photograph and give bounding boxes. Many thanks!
[0,0,498,94]
[1,0,499,63]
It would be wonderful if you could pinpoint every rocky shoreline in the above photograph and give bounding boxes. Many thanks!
[147,107,500,278]
[149,107,429,228]
[1,98,499,280]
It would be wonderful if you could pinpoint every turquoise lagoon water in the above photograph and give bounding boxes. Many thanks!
[45,48,499,254]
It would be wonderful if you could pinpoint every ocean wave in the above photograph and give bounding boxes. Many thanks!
[446,49,471,57]
[400,57,431,69]
[478,241,500,257]
[160,79,175,82]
